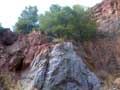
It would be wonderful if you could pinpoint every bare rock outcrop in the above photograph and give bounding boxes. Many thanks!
[0,31,49,72]
[82,36,120,90]
[21,42,101,90]
[92,0,120,33]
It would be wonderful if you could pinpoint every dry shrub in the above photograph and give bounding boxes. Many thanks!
[0,72,21,90]
[96,70,119,90]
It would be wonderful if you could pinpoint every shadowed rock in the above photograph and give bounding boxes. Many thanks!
[0,28,17,45]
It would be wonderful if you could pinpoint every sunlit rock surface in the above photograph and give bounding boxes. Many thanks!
[21,42,101,90]
[92,0,120,33]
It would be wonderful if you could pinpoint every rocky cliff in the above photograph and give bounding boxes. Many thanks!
[1,0,120,90]
[0,30,102,90]
[0,30,48,72]
[88,0,120,75]
[21,42,101,90]
[92,0,120,33]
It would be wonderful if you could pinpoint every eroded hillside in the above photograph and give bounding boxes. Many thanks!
[0,0,120,90]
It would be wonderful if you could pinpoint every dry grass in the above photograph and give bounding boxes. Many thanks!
[96,70,120,90]
[0,72,21,90]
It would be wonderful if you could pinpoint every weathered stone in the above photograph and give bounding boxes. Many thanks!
[9,51,24,71]
[0,28,17,45]
[21,42,101,90]
[83,36,120,74]
[0,31,49,72]
[92,0,120,33]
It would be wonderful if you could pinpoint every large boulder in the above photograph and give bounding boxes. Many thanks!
[21,42,101,90]
[0,28,17,45]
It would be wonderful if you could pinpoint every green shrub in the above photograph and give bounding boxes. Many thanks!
[0,26,4,34]
[39,4,97,41]
[15,6,39,34]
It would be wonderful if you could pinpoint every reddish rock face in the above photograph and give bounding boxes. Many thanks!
[0,28,17,45]
[86,0,120,75]
[0,31,50,72]
[82,37,120,74]
[92,0,120,32]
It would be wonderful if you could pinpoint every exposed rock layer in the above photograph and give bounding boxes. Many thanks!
[92,0,120,32]
[0,31,48,72]
[1,0,120,89]
[83,36,120,74]
[21,42,101,90]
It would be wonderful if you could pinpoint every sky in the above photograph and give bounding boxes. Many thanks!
[0,0,102,29]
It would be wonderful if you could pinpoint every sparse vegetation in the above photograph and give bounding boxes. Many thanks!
[0,72,21,90]
[0,24,4,34]
[14,5,97,41]
[15,6,39,34]
[39,4,97,41]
